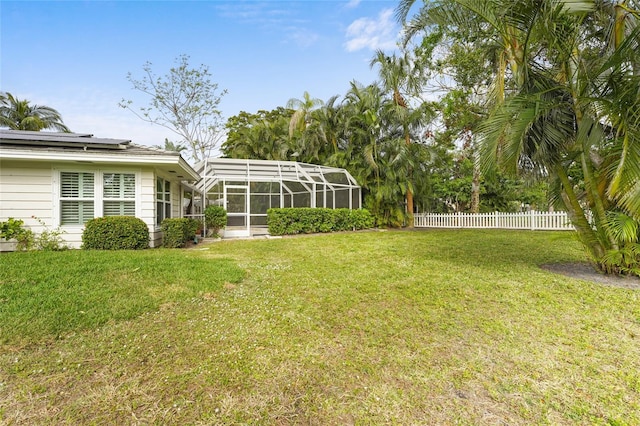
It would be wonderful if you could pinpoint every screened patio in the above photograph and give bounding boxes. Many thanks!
[195,158,362,237]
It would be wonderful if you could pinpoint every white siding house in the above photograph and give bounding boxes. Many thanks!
[0,130,199,249]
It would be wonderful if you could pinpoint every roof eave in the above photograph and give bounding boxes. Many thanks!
[0,148,200,181]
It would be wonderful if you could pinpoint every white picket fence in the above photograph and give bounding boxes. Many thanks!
[414,210,574,231]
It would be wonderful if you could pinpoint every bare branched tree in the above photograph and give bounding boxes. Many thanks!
[120,55,227,162]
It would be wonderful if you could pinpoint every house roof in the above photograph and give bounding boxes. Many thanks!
[0,129,199,181]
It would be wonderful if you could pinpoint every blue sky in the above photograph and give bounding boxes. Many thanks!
[1,0,403,148]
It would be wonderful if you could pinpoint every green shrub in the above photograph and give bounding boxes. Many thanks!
[267,208,374,236]
[161,218,189,248]
[349,209,375,230]
[31,216,68,251]
[204,205,227,237]
[0,218,26,240]
[82,216,149,250]
[363,195,406,228]
[0,218,32,250]
[186,218,201,240]
[302,208,334,233]
[266,209,293,236]
[14,230,35,251]
[1,217,68,251]
[160,218,200,248]
[333,209,352,232]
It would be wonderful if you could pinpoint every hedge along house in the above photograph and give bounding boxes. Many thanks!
[0,130,199,249]
[195,158,362,238]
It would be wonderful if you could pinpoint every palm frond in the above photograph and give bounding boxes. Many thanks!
[604,211,639,245]
[555,0,597,14]
[479,86,573,178]
[396,0,419,24]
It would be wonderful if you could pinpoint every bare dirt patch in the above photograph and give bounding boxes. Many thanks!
[541,262,640,290]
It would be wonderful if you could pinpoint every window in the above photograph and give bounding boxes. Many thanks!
[103,173,135,216]
[60,172,95,225]
[156,177,171,225]
[57,170,138,226]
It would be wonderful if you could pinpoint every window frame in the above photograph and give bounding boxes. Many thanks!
[59,171,96,225]
[103,172,136,217]
[53,168,141,227]
[156,176,171,226]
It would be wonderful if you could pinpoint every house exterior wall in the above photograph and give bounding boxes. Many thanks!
[0,161,54,227]
[139,168,159,247]
[0,159,187,249]
[150,170,187,248]
[171,181,182,219]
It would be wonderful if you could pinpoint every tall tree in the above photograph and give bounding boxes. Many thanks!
[120,54,227,162]
[0,92,70,132]
[298,95,346,163]
[370,49,425,222]
[286,91,323,138]
[400,2,508,213]
[400,0,640,275]
[339,81,434,226]
[224,83,438,227]
[222,108,293,160]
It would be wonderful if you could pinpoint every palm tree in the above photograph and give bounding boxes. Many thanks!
[154,138,187,153]
[339,82,413,226]
[399,0,528,103]
[399,0,640,274]
[222,108,294,160]
[250,118,292,161]
[0,92,70,132]
[399,0,533,214]
[370,49,425,222]
[481,0,640,274]
[302,95,345,163]
[286,91,323,138]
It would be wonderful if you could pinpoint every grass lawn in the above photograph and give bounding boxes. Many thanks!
[1,229,639,424]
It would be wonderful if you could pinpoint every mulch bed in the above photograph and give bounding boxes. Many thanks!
[540,262,640,290]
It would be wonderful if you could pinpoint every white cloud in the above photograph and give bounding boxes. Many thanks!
[344,8,399,52]
[216,2,316,49]
[216,2,288,21]
[344,0,361,9]
[215,2,293,26]
[287,28,319,48]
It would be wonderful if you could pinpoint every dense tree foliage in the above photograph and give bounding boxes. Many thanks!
[222,76,546,226]
[400,0,640,275]
[224,2,618,231]
[223,83,435,227]
[222,108,294,161]
[370,49,428,223]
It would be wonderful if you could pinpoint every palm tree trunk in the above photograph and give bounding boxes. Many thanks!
[572,109,617,253]
[566,47,615,259]
[394,87,415,228]
[614,2,627,49]
[470,162,480,213]
[555,164,605,260]
[579,150,616,251]
[405,130,415,228]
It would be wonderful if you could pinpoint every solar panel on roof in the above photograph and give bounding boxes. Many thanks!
[0,129,94,138]
[0,130,130,148]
